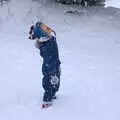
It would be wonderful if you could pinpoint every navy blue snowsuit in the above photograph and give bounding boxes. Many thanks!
[29,23,61,102]
[40,37,61,102]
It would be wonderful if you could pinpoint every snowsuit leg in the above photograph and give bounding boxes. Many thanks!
[42,67,60,102]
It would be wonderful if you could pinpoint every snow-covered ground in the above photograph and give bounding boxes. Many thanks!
[0,0,120,120]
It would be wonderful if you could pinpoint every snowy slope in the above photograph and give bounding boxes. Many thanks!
[0,0,120,120]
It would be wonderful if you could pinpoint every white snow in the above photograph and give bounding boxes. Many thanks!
[0,0,120,120]
[106,0,120,8]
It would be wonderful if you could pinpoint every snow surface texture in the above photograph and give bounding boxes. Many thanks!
[0,0,120,120]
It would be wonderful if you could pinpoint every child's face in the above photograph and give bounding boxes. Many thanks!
[40,24,52,35]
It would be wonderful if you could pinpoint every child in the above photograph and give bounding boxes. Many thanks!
[28,22,61,107]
